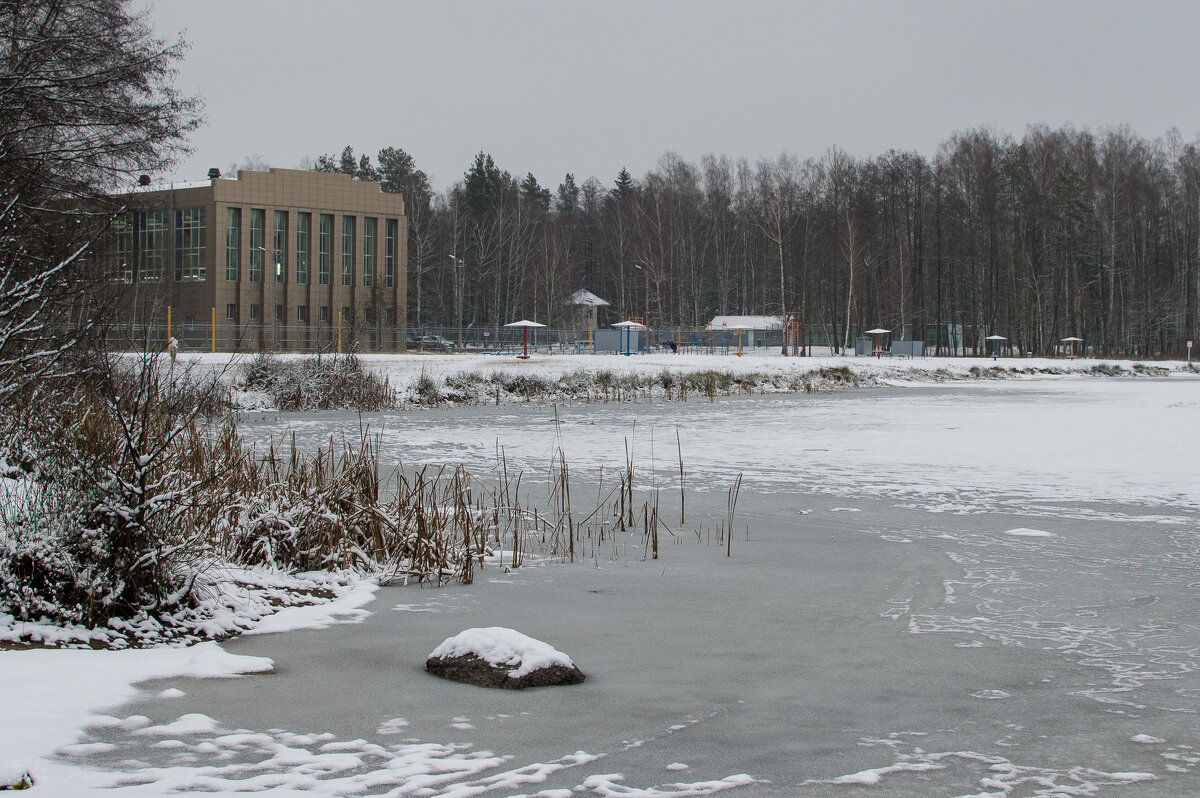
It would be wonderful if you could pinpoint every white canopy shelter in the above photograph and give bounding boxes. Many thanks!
[865,328,891,358]
[1061,336,1083,359]
[612,321,646,355]
[504,320,546,359]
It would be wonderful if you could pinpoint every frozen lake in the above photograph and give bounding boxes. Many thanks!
[61,377,1200,795]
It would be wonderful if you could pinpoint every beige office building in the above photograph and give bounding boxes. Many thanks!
[109,168,407,352]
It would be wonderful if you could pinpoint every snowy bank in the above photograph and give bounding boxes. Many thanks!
[0,568,376,649]
[165,351,1195,410]
[0,575,377,791]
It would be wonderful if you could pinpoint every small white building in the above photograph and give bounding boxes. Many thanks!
[706,315,783,331]
[705,315,784,349]
[567,289,611,330]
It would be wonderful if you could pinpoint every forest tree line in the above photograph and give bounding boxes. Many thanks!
[314,124,1200,357]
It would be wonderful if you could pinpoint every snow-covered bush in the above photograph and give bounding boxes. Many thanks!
[414,369,441,405]
[0,476,94,623]
[499,373,549,399]
[0,355,231,626]
[441,371,484,403]
[241,353,397,410]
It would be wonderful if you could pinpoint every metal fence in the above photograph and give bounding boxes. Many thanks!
[105,320,800,356]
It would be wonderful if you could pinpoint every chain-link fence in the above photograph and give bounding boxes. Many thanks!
[104,317,807,356]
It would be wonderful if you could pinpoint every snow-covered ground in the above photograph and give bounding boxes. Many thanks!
[4,364,1200,796]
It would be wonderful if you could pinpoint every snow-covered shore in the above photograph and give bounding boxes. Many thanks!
[0,578,378,794]
[169,349,1195,409]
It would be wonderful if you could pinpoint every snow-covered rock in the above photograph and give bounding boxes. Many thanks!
[426,627,586,689]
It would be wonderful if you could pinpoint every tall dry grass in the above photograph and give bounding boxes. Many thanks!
[2,352,754,632]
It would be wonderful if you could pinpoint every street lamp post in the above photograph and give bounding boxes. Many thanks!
[272,259,283,348]
[632,263,650,324]
[256,246,283,350]
[449,254,464,350]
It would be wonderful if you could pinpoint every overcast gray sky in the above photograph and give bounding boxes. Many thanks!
[147,0,1200,192]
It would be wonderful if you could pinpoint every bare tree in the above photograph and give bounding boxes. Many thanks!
[0,0,200,394]
[749,155,801,350]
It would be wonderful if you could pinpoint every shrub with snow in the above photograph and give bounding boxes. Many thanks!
[240,352,397,411]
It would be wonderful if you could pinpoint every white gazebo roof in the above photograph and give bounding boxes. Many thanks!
[865,328,891,335]
[504,320,546,328]
[612,321,646,329]
[568,289,611,307]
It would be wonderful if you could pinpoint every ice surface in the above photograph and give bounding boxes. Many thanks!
[8,376,1200,796]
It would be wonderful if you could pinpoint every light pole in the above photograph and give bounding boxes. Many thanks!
[274,258,282,349]
[448,254,464,350]
[631,263,650,325]
[255,246,281,349]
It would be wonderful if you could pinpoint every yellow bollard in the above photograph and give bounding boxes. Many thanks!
[166,305,172,342]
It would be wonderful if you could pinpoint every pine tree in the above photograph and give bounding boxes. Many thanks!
[338,146,357,176]
[312,153,339,172]
[557,173,580,217]
[613,167,636,199]
[377,147,430,199]
[520,172,551,212]
[463,152,511,219]
[357,154,378,182]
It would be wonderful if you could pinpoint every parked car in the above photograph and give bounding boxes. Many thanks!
[419,335,456,351]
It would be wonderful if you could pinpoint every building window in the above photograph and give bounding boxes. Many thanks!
[363,307,374,324]
[109,213,133,282]
[225,208,241,282]
[363,217,376,287]
[139,210,168,281]
[385,307,394,325]
[274,304,282,321]
[226,303,236,320]
[318,213,332,285]
[319,305,329,322]
[341,306,351,323]
[273,210,287,283]
[385,218,397,288]
[249,209,264,282]
[174,207,206,281]
[249,303,259,320]
[341,215,355,286]
[297,305,307,322]
[296,212,311,284]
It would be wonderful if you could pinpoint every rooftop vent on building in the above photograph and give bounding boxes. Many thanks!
[207,167,221,179]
